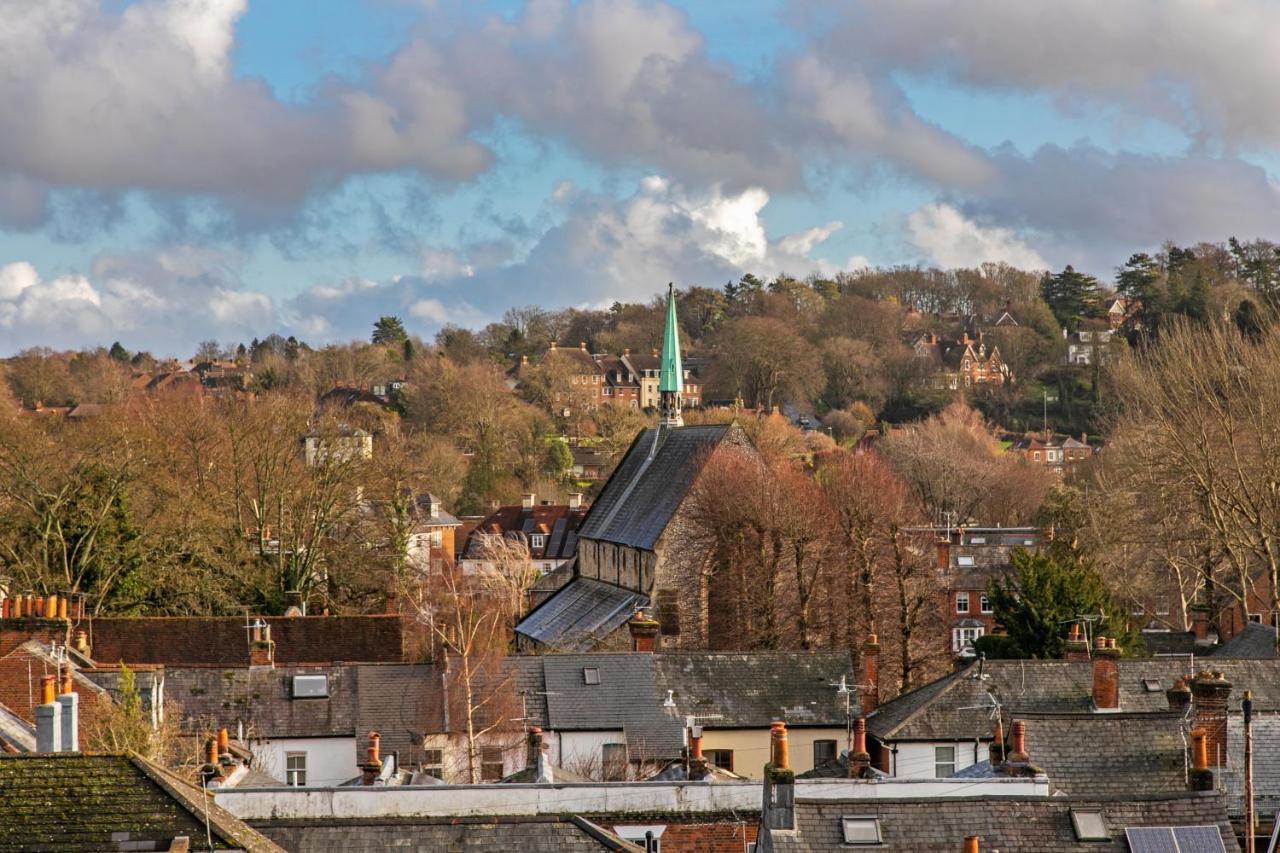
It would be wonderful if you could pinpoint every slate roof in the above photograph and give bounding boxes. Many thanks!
[654,651,854,728]
[577,424,732,550]
[252,815,641,852]
[505,655,550,729]
[463,502,587,561]
[542,653,682,760]
[1212,621,1277,658]
[1017,712,1188,797]
[1225,713,1280,818]
[869,657,1280,742]
[164,664,359,739]
[0,753,283,852]
[85,614,404,666]
[354,663,443,765]
[515,577,648,651]
[766,792,1239,852]
[0,703,33,752]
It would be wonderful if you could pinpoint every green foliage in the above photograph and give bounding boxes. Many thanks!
[544,438,573,481]
[371,315,409,346]
[108,342,130,362]
[1040,265,1101,330]
[984,547,1134,659]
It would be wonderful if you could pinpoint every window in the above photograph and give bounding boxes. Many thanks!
[1033,451,1041,461]
[422,749,444,780]
[1142,679,1162,693]
[615,827,665,851]
[952,626,984,653]
[956,555,975,567]
[427,530,443,548]
[814,740,838,765]
[1249,612,1263,623]
[529,534,546,549]
[480,746,504,781]
[1069,808,1109,841]
[955,592,970,613]
[290,674,329,699]
[840,817,882,845]
[583,667,601,685]
[969,536,986,544]
[706,749,734,772]
[934,745,956,777]
[602,743,629,781]
[285,752,307,786]
[980,595,993,614]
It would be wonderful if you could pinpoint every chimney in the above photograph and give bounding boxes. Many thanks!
[526,726,544,769]
[74,630,90,656]
[201,737,223,786]
[1091,636,1120,711]
[521,492,535,511]
[57,667,78,752]
[1189,671,1232,767]
[217,727,230,756]
[362,731,383,785]
[520,354,529,365]
[687,724,710,781]
[1002,719,1041,777]
[1166,678,1192,712]
[1189,727,1214,791]
[849,717,872,778]
[936,538,950,570]
[1190,604,1214,646]
[763,721,795,831]
[568,492,583,511]
[963,838,979,853]
[689,724,703,761]
[860,635,880,716]
[35,675,62,753]
[579,341,587,351]
[549,341,557,351]
[988,717,1006,767]
[249,623,274,668]
[627,611,660,652]
[1064,623,1090,661]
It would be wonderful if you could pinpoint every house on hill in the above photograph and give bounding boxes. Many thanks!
[515,287,752,651]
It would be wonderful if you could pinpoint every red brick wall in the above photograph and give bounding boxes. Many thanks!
[603,819,757,853]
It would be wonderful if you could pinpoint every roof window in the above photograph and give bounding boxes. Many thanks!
[290,674,329,699]
[956,555,975,567]
[1070,809,1109,841]
[1142,678,1162,692]
[840,817,882,845]
[583,667,601,685]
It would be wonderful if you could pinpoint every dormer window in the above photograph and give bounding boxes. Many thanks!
[530,534,546,549]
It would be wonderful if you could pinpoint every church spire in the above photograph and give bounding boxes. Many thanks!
[658,283,684,427]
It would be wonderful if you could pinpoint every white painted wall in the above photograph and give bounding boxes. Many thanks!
[250,736,358,787]
[887,740,987,779]
[553,730,626,775]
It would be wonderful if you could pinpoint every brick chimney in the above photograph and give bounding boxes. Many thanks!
[849,717,873,778]
[988,717,1006,767]
[1189,671,1232,767]
[859,634,880,716]
[0,592,72,657]
[1091,636,1120,712]
[57,666,78,752]
[362,731,383,785]
[200,737,222,786]
[627,611,660,652]
[763,721,795,831]
[1063,623,1090,661]
[688,724,709,781]
[1189,727,1214,791]
[1002,719,1041,777]
[35,675,62,753]
[936,537,950,570]
[1190,604,1213,646]
[1165,678,1192,712]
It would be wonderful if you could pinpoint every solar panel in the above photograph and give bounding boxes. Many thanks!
[1124,826,1227,853]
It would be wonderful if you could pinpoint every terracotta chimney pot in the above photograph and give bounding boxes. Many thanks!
[769,720,790,771]
[963,837,979,853]
[1008,719,1028,762]
[206,738,218,766]
[40,674,56,706]
[59,666,72,696]
[57,597,68,619]
[217,728,230,754]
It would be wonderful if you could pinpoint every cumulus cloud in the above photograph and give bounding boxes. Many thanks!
[907,203,1046,270]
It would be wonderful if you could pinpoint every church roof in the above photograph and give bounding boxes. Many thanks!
[576,424,732,550]
[659,285,683,394]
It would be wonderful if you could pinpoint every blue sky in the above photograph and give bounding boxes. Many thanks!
[2,0,1280,355]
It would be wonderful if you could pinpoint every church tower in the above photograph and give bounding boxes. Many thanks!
[658,283,684,428]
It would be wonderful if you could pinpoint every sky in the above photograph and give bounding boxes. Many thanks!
[3,0,1280,355]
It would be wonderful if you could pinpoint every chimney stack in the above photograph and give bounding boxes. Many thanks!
[770,720,790,771]
[1166,678,1192,712]
[362,731,383,785]
[1189,671,1232,767]
[860,635,880,715]
[687,724,709,781]
[521,492,536,511]
[57,666,78,752]
[1091,636,1120,711]
[36,675,62,753]
[527,726,544,769]
[963,838,979,853]
[249,623,274,668]
[1064,623,1090,661]
[1189,727,1214,791]
[1190,604,1213,646]
[849,717,872,778]
[763,721,795,831]
[1002,719,1041,777]
[217,727,230,756]
[627,611,660,652]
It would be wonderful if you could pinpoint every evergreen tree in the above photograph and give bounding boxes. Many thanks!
[1235,299,1268,342]
[108,341,130,362]
[372,316,409,346]
[975,547,1134,659]
[1039,265,1101,330]
[545,439,573,482]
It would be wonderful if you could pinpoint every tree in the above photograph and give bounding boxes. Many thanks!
[709,316,822,412]
[371,316,409,346]
[108,342,131,362]
[545,439,573,482]
[980,547,1134,659]
[194,340,223,362]
[1040,265,1101,330]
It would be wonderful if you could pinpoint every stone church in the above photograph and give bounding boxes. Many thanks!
[515,286,750,652]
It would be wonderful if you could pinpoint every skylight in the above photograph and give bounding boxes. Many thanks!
[583,667,601,685]
[840,817,882,845]
[1070,809,1109,841]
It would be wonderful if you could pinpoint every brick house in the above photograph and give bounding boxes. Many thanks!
[1009,433,1095,475]
[461,492,588,575]
[913,332,1010,390]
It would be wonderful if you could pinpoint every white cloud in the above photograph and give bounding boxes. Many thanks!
[907,203,1047,270]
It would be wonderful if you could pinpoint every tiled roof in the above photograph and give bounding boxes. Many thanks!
[354,663,444,765]
[542,653,682,760]
[0,642,109,725]
[505,655,550,729]
[654,651,854,728]
[1212,621,1277,658]
[515,577,648,651]
[0,703,33,752]
[0,753,283,852]
[252,815,641,852]
[769,792,1239,852]
[165,664,359,739]
[1225,713,1280,818]
[85,614,404,666]
[577,424,734,550]
[463,503,586,561]
[1018,712,1187,796]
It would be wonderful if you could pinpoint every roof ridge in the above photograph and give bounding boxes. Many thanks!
[877,662,975,739]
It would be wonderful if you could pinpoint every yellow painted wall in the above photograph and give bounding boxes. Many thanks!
[699,727,848,779]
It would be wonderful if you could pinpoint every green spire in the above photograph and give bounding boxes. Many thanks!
[659,284,683,394]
